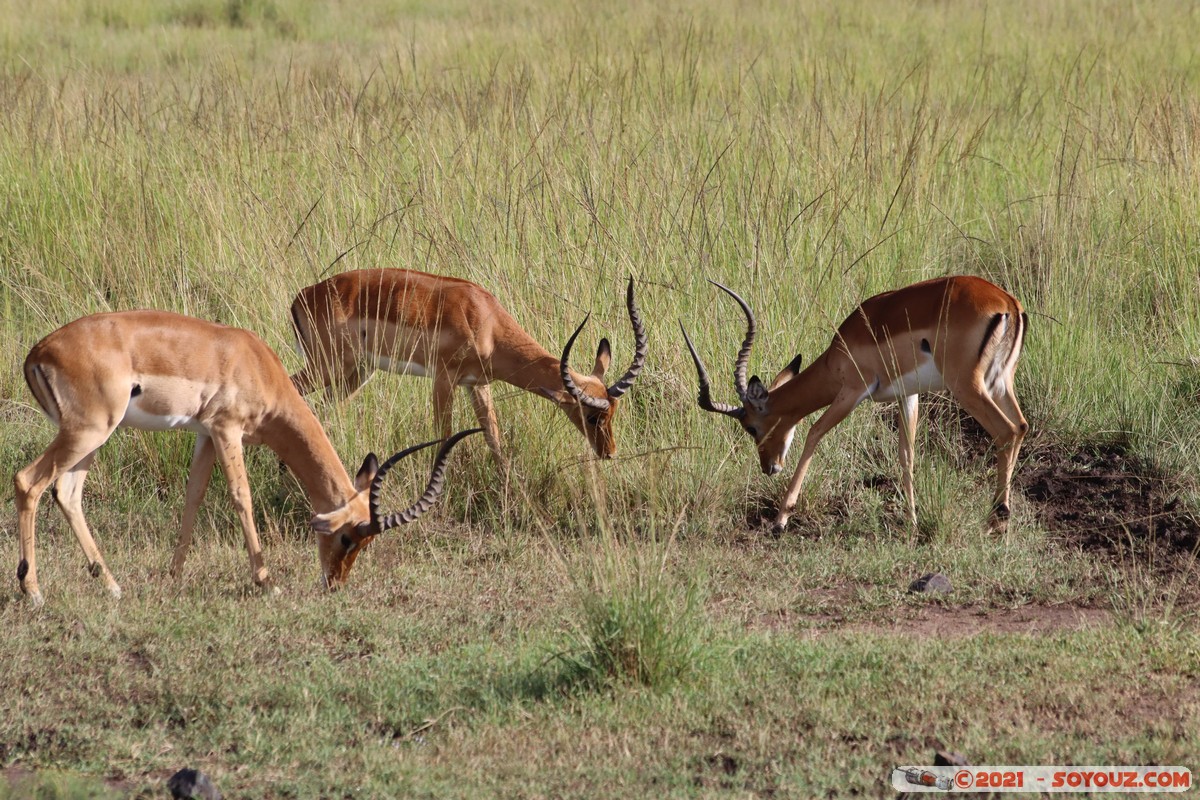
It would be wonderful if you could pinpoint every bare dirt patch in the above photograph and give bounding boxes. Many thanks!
[843,603,1112,638]
[754,596,1112,638]
[1018,440,1200,563]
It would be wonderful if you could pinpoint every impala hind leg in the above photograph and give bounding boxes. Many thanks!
[171,435,216,580]
[773,391,861,533]
[468,384,508,474]
[896,394,919,528]
[209,429,271,590]
[14,427,116,606]
[52,450,122,598]
[951,381,1028,532]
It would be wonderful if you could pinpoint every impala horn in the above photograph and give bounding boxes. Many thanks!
[680,280,758,418]
[559,276,648,410]
[368,427,483,533]
[559,314,612,412]
[605,276,648,400]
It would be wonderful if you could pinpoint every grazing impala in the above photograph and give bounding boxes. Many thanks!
[13,309,481,606]
[289,269,647,464]
[682,275,1028,532]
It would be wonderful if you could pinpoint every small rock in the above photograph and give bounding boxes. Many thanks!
[167,768,222,800]
[934,749,969,766]
[908,573,952,594]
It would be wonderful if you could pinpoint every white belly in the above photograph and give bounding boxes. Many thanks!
[869,358,945,402]
[120,401,208,433]
[374,355,428,377]
[119,376,210,433]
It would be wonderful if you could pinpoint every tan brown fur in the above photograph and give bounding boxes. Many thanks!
[290,269,637,463]
[14,311,386,606]
[692,276,1028,531]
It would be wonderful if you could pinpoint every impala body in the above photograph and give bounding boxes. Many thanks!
[289,269,646,464]
[14,310,475,606]
[684,275,1028,531]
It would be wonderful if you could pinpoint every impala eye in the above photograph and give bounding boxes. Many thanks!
[746,426,758,438]
[340,534,356,552]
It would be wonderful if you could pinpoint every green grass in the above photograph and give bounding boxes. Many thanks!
[2,0,1200,796]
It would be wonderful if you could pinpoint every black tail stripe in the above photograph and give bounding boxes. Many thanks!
[25,363,63,422]
[290,302,307,355]
[977,313,1006,361]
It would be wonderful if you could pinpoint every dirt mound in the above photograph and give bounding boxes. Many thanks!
[1019,441,1200,561]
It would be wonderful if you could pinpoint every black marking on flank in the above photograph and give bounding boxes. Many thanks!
[920,338,932,354]
[17,559,29,582]
[131,384,142,398]
[977,313,1006,360]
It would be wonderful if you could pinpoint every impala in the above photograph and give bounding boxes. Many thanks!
[289,269,647,464]
[682,275,1028,532]
[13,309,481,606]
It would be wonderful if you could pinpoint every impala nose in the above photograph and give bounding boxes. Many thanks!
[768,464,783,476]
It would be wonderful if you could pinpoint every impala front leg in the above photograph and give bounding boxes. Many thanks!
[172,435,216,579]
[896,394,919,528]
[772,393,860,533]
[210,429,271,590]
[469,384,508,475]
[432,374,456,440]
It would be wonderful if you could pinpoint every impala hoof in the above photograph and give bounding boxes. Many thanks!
[107,583,122,599]
[987,503,1011,534]
[27,590,44,608]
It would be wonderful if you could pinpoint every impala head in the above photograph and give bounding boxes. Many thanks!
[552,276,648,459]
[311,428,482,590]
[681,281,804,477]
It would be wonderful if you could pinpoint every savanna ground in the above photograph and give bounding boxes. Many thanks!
[2,0,1200,796]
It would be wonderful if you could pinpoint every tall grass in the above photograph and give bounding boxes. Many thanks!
[2,2,1199,792]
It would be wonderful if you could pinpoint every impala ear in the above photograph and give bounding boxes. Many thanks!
[355,453,379,492]
[745,375,769,413]
[769,353,804,390]
[592,338,612,378]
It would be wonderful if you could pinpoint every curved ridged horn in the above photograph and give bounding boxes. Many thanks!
[680,322,744,418]
[560,314,612,412]
[708,280,756,400]
[605,276,648,400]
[369,428,483,533]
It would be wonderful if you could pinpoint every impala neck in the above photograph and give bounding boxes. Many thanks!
[260,396,357,516]
[487,331,578,400]
[768,352,842,425]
